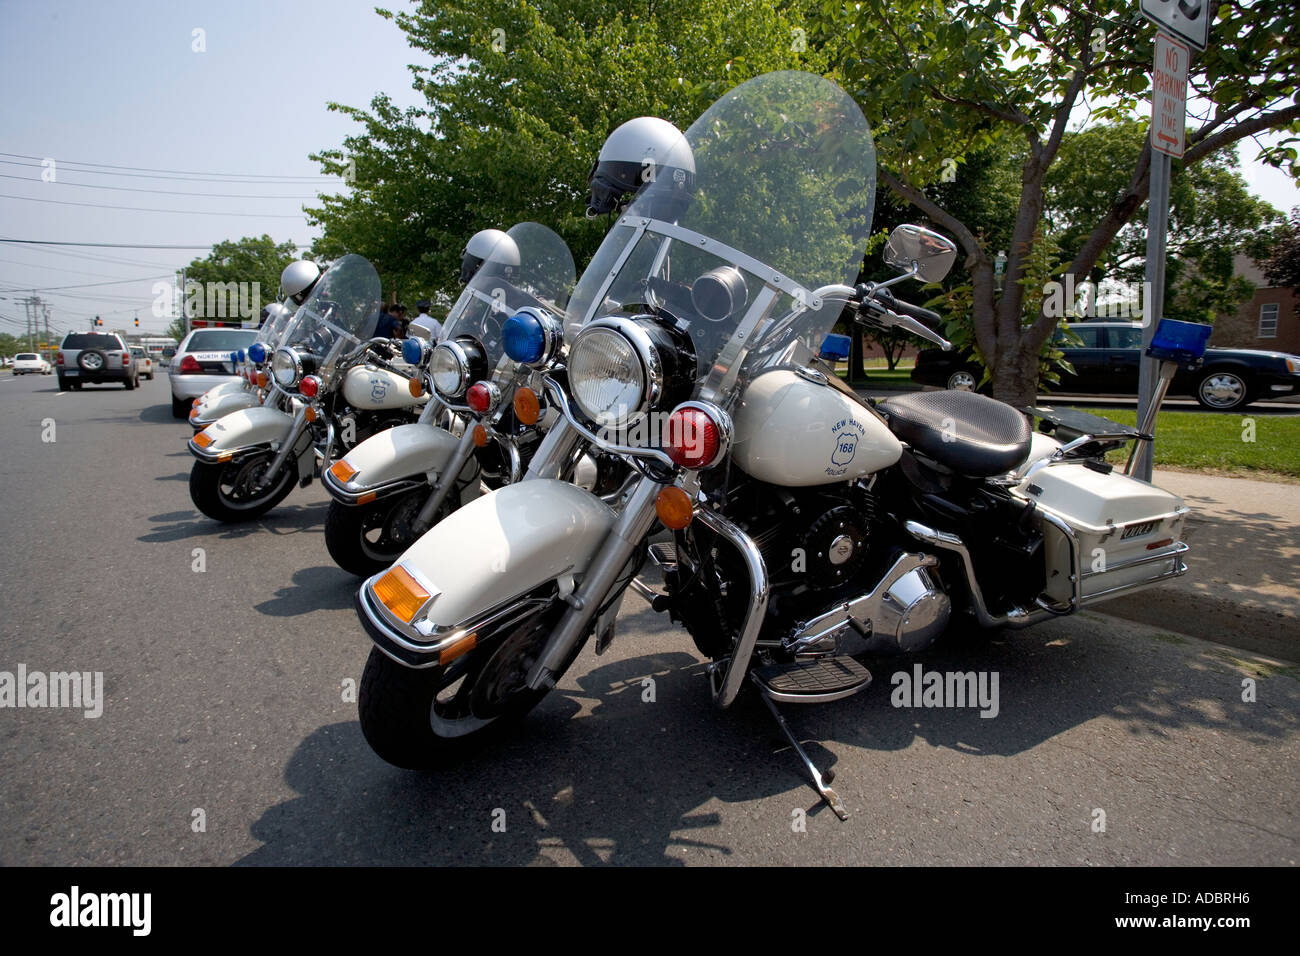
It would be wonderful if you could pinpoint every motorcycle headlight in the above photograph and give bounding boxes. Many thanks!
[567,317,695,427]
[430,339,485,398]
[569,326,646,426]
[271,347,303,387]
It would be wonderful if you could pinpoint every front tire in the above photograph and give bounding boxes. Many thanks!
[189,453,296,522]
[324,485,440,577]
[359,600,580,769]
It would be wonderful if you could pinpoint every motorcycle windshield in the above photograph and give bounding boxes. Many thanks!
[282,253,383,381]
[256,307,292,350]
[566,71,875,395]
[441,221,576,375]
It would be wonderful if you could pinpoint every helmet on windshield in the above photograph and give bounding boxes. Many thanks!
[280,259,321,304]
[460,228,521,285]
[587,116,695,220]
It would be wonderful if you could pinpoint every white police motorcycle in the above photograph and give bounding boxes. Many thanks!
[353,72,1194,817]
[321,223,579,576]
[188,254,423,522]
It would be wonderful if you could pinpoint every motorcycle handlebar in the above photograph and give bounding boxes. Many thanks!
[864,286,943,328]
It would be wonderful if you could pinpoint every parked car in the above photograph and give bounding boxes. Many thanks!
[12,352,52,376]
[911,320,1300,411]
[129,347,155,381]
[56,332,138,391]
[168,327,258,418]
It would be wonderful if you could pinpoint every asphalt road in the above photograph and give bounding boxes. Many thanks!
[0,371,1295,866]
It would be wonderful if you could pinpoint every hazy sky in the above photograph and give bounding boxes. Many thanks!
[1,1,1296,340]
[0,0,422,337]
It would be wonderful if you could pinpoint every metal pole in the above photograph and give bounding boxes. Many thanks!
[1135,147,1171,483]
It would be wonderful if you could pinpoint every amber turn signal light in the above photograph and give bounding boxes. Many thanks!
[193,431,215,449]
[513,387,541,425]
[472,424,489,447]
[655,486,693,530]
[372,565,430,624]
[408,376,423,398]
[329,459,358,483]
[438,633,477,666]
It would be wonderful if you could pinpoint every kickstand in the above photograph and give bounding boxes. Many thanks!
[753,676,848,821]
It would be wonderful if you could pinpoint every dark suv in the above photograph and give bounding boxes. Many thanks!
[912,321,1300,411]
[57,331,139,391]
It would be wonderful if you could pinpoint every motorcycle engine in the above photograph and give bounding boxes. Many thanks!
[667,480,881,659]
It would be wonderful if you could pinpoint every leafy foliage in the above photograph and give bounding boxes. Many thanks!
[309,0,822,304]
[183,235,301,308]
[1260,207,1300,295]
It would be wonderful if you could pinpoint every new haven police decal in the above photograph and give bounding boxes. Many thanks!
[827,417,863,476]
[370,375,388,404]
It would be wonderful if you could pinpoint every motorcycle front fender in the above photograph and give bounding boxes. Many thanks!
[323,422,467,504]
[189,406,296,462]
[358,480,615,665]
[190,388,261,428]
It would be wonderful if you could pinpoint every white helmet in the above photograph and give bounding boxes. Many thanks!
[280,259,321,304]
[587,116,695,219]
[460,228,521,284]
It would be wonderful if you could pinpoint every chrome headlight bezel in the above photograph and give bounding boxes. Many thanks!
[567,317,666,427]
[430,341,469,397]
[271,347,303,387]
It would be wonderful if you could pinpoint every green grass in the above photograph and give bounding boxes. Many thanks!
[1074,407,1300,478]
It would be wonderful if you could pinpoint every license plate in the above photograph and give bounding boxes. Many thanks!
[64,370,78,376]
[1121,520,1158,539]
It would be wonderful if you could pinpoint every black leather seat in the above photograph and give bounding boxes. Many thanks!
[878,390,1032,477]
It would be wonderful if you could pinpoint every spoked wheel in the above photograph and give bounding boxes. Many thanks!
[1196,370,1252,411]
[947,370,977,391]
[189,451,296,522]
[359,599,582,769]
[324,485,444,577]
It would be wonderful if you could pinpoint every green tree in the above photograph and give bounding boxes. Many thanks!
[1260,207,1300,295]
[829,0,1300,407]
[308,0,823,304]
[1046,120,1279,323]
[183,236,301,321]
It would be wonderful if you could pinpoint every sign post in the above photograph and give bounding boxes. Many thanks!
[1134,1,1206,481]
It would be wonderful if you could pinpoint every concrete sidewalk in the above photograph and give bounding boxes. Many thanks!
[1100,469,1300,661]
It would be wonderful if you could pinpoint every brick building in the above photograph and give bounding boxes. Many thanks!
[1210,254,1299,352]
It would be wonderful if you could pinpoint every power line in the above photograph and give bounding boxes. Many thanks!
[0,193,305,218]
[0,255,164,281]
[0,274,172,292]
[0,152,338,182]
[0,173,320,200]
[0,239,266,249]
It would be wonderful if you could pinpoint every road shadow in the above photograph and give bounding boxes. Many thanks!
[139,503,326,544]
[155,472,190,482]
[138,404,177,425]
[238,611,1296,865]
[254,565,359,616]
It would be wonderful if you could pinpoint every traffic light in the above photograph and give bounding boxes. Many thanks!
[134,317,139,327]
[95,316,103,326]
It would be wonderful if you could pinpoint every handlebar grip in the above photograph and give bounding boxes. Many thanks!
[873,287,942,327]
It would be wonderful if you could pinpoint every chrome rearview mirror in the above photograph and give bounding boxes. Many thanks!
[884,224,958,283]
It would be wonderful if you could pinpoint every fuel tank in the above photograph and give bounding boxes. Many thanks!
[342,365,421,411]
[731,368,901,486]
